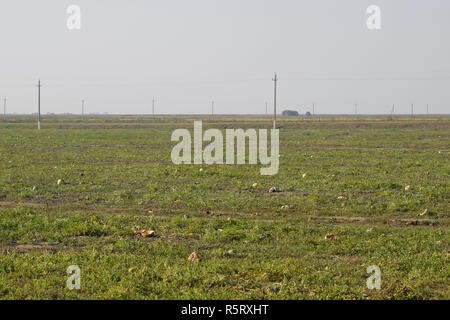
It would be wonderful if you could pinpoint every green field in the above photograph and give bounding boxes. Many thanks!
[0,116,448,299]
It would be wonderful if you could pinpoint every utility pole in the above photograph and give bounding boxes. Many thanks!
[82,99,85,117]
[272,73,278,129]
[211,100,214,116]
[265,101,268,115]
[411,104,414,118]
[37,80,41,130]
[314,103,320,121]
[391,104,395,115]
[427,104,429,115]
[152,98,155,116]
[3,98,6,117]
[355,103,358,116]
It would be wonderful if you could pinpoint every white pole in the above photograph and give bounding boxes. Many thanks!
[272,73,278,129]
[37,80,41,130]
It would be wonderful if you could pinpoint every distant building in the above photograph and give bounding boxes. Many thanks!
[305,111,312,117]
[282,110,299,117]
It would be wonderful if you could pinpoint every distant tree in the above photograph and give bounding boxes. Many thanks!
[305,111,312,117]
[282,110,299,117]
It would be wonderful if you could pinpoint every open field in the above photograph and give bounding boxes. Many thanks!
[0,116,448,299]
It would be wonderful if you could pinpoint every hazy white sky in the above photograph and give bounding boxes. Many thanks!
[0,0,449,114]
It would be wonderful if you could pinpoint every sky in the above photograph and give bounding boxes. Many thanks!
[0,0,449,115]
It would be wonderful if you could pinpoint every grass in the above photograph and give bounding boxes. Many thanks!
[0,116,448,299]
